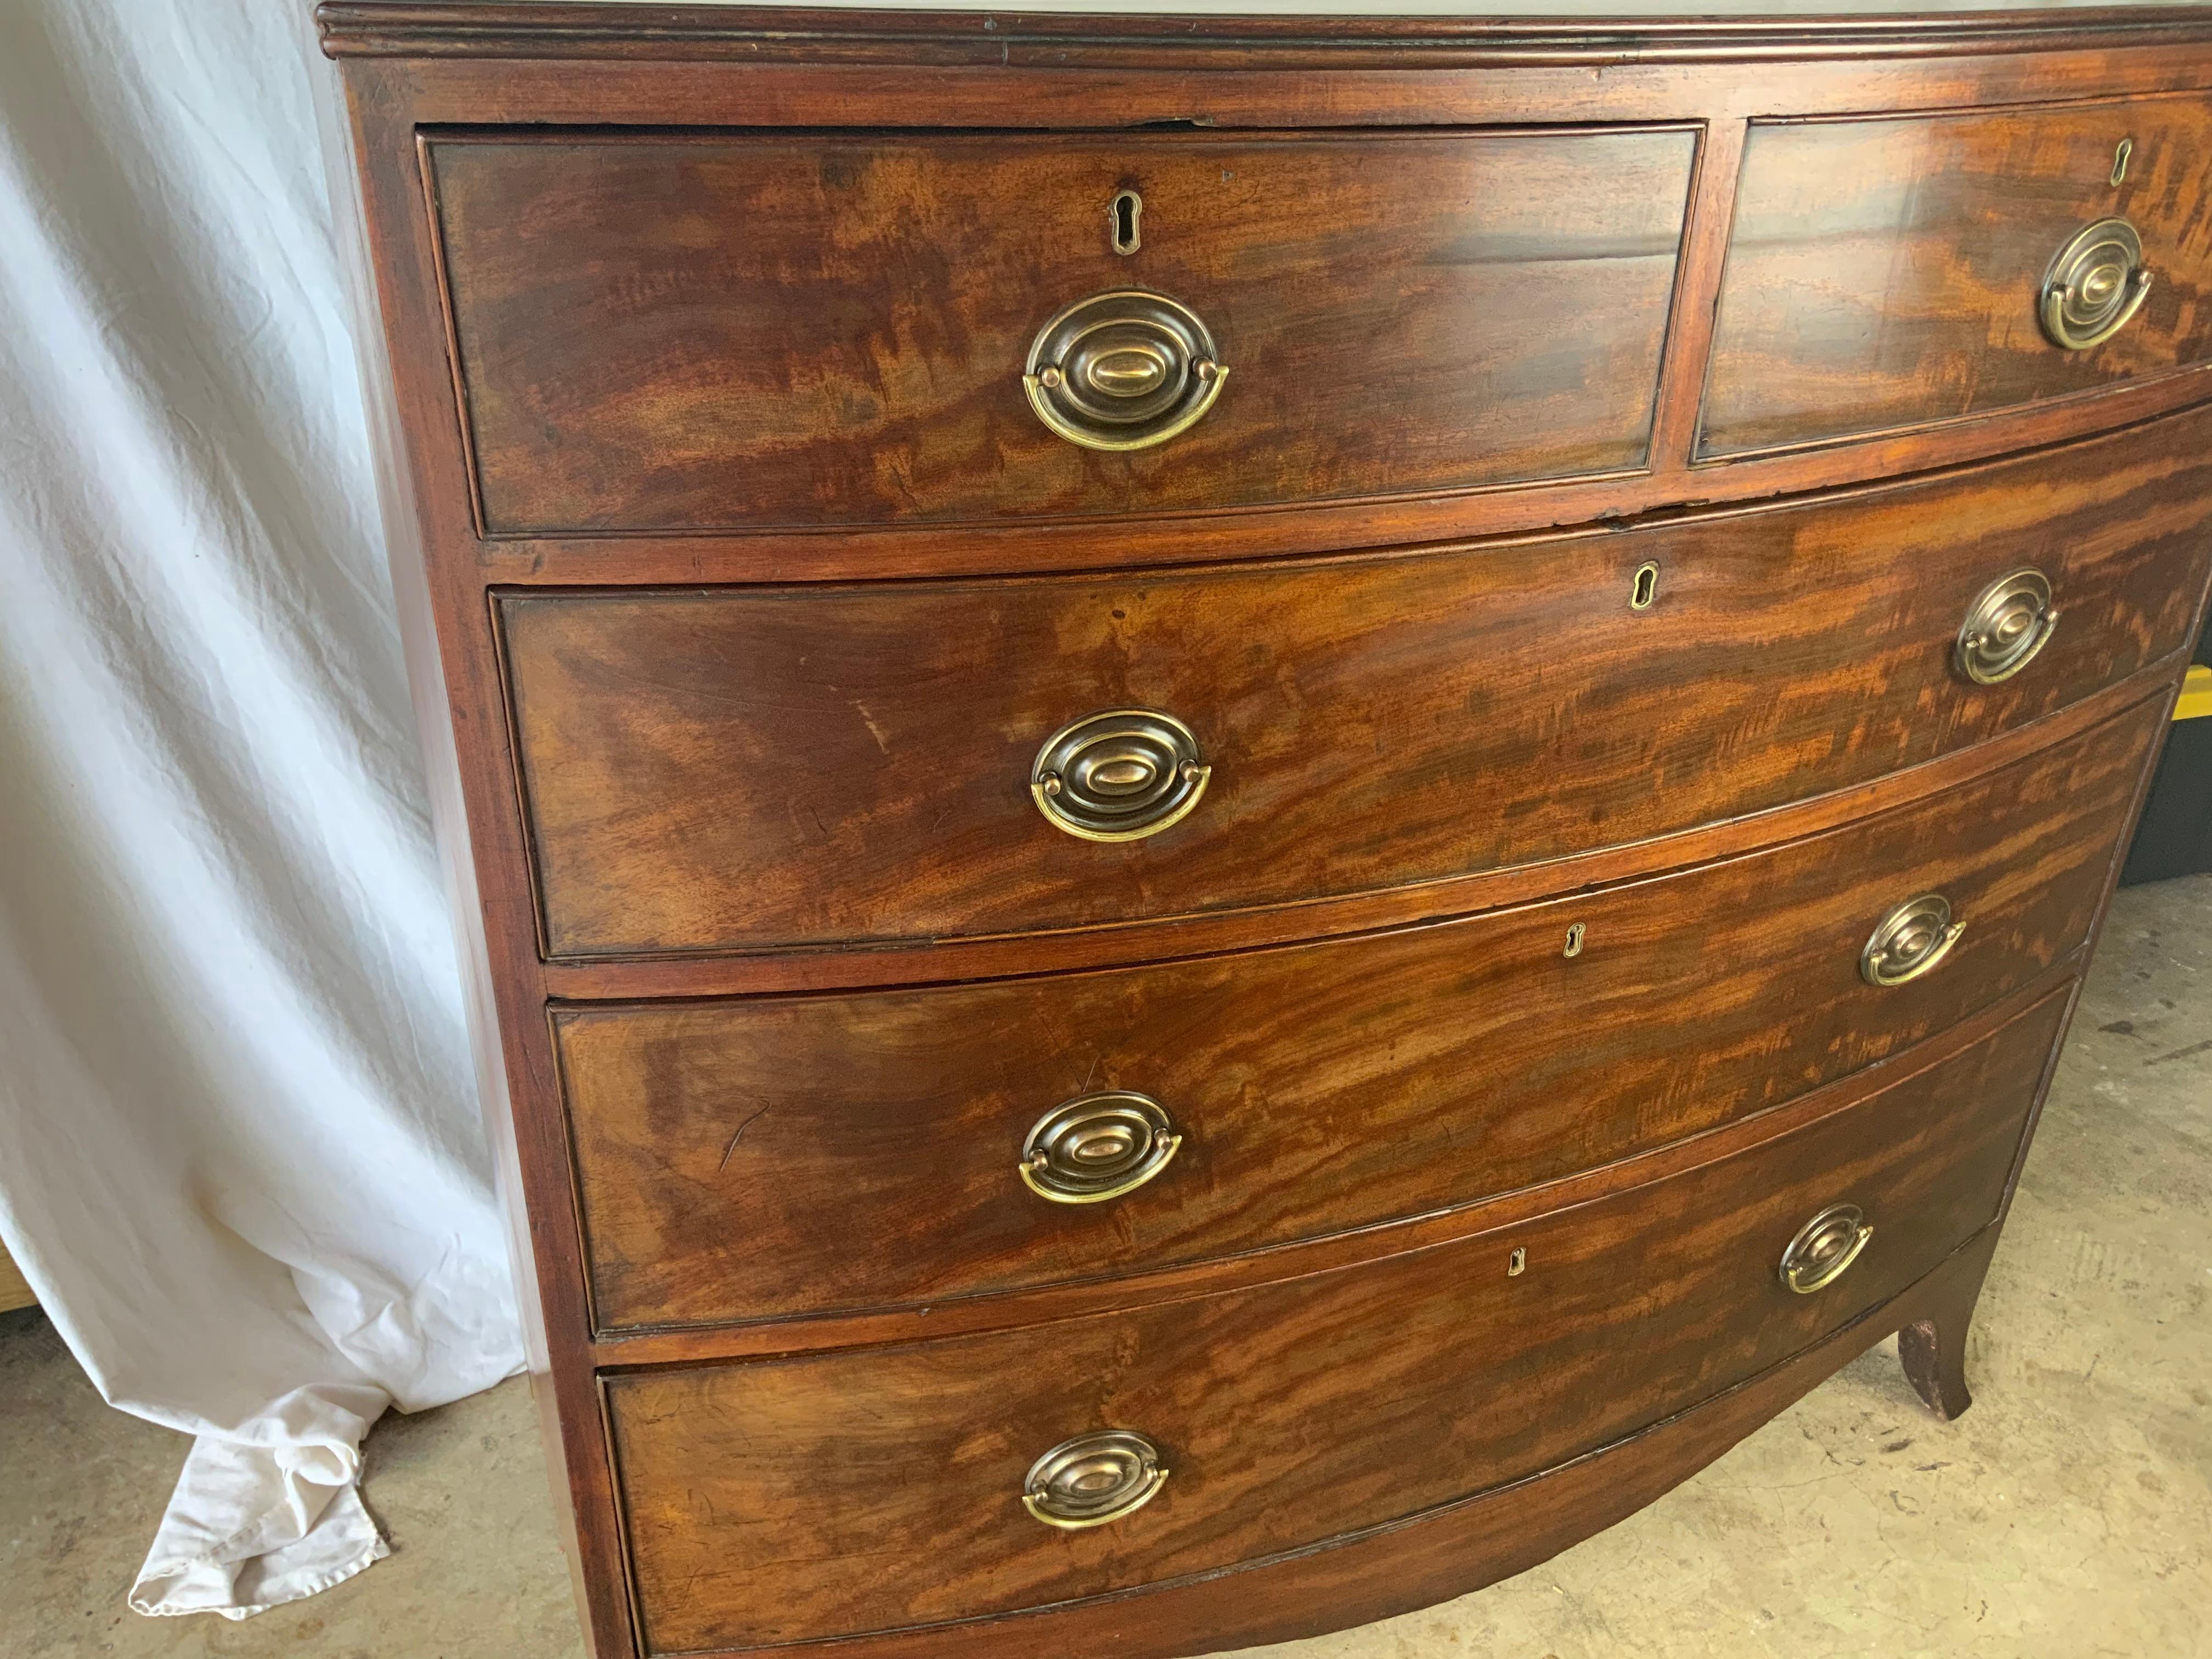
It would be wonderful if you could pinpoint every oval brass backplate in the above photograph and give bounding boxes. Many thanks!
[2040,216,2152,349]
[1020,1091,1183,1204]
[1861,893,1964,987]
[1022,1430,1170,1529]
[1030,709,1211,842]
[1779,1203,1874,1295]
[1023,290,1226,451]
[1956,567,2058,686]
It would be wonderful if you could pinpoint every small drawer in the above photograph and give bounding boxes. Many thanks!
[1703,93,2212,456]
[603,985,2066,1654]
[557,694,2159,1334]
[500,408,2212,960]
[425,126,1694,533]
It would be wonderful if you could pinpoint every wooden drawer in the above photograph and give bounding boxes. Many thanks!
[603,985,2066,1655]
[1703,93,2212,457]
[426,127,1694,533]
[557,697,2154,1335]
[500,412,2212,960]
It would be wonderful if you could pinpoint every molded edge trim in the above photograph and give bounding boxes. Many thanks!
[317,2,2212,64]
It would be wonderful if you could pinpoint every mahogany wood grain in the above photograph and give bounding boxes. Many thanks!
[438,365,2212,587]
[337,32,2212,590]
[536,666,2182,1002]
[428,128,1691,534]
[556,698,2157,1335]
[603,985,2065,1654]
[580,964,2075,1369]
[499,416,2212,960]
[595,1226,2005,1659]
[1703,93,2212,456]
[314,14,2212,1659]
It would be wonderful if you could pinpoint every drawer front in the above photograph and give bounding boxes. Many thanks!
[427,128,1693,533]
[605,987,2067,1654]
[560,697,2159,1334]
[501,412,2212,959]
[1703,94,2212,457]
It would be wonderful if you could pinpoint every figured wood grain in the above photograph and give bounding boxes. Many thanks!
[593,1228,2007,1659]
[604,985,2066,1654]
[1702,93,2212,456]
[557,697,2158,1334]
[317,16,2212,1659]
[578,966,2076,1369]
[427,128,1693,533]
[499,415,2212,961]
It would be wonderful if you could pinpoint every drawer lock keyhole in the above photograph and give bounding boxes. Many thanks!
[1110,189,1143,256]
[1630,561,1660,612]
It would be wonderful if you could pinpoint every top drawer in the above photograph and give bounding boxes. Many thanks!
[425,128,1694,533]
[1703,94,2212,457]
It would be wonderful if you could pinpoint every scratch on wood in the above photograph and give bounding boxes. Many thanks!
[718,1105,771,1171]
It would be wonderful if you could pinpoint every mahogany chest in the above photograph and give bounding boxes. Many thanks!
[318,6,2212,1656]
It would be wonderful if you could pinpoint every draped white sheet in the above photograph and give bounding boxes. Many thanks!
[0,0,520,1619]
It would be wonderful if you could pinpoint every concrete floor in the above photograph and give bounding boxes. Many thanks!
[3,874,2207,1659]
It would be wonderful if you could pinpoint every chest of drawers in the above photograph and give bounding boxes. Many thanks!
[318,7,2212,1656]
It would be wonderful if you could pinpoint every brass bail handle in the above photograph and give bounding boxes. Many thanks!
[2040,217,2153,351]
[1021,1430,1170,1530]
[1019,1091,1184,1205]
[1861,893,1965,988]
[1956,568,2058,687]
[1023,290,1227,452]
[1030,709,1212,842]
[1780,1203,1875,1295]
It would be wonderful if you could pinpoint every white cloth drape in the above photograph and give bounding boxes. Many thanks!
[0,0,521,1620]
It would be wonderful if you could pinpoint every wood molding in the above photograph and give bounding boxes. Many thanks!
[317,4,2212,65]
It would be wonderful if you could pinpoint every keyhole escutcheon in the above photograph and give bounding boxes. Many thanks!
[1630,561,1660,612]
[1110,190,1143,256]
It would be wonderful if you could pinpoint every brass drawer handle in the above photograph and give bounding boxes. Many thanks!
[1023,290,1226,451]
[1022,1430,1169,1530]
[1021,1091,1183,1204]
[1031,709,1211,842]
[1860,894,1963,987]
[1955,568,2058,686]
[1779,1203,1874,1295]
[2040,217,2153,350]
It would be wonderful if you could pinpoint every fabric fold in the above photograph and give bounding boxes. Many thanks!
[0,0,522,1621]
[128,1384,393,1620]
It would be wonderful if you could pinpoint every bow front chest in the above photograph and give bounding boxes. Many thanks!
[319,6,2212,1655]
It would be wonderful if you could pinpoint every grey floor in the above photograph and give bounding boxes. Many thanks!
[4,874,2208,1659]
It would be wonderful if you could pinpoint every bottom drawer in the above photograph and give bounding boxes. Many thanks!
[605,985,2068,1655]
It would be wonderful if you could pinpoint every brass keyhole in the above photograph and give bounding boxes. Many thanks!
[1110,189,1143,256]
[1563,922,1586,958]
[2112,137,2134,187]
[1630,561,1660,612]
[1508,1247,1528,1277]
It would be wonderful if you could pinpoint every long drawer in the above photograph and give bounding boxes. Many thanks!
[427,127,1693,533]
[603,985,2067,1655]
[556,695,2157,1334]
[501,410,2212,960]
[1704,93,2212,457]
